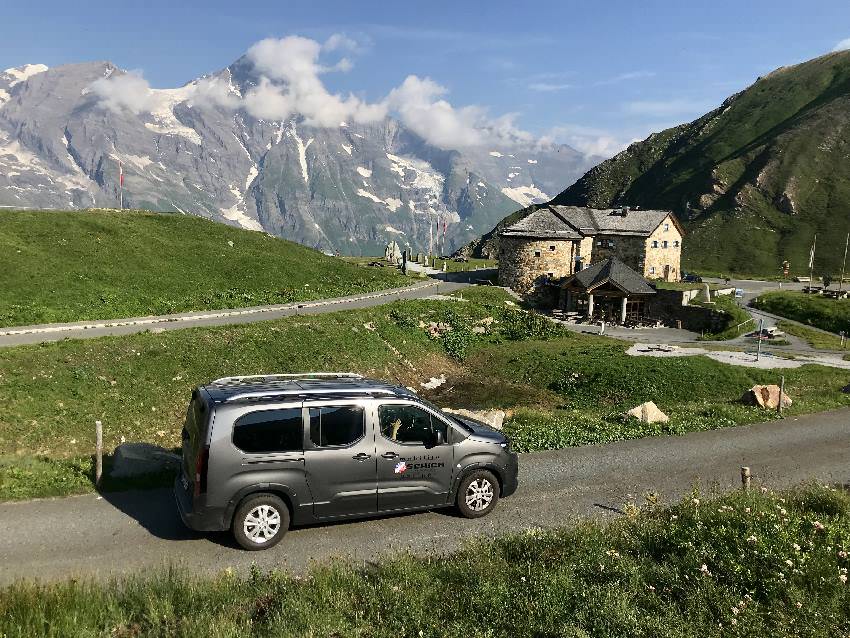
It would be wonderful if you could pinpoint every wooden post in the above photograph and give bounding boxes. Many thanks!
[755,318,764,362]
[95,420,103,486]
[741,466,751,491]
[778,376,785,415]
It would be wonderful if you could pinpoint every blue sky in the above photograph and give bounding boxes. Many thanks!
[3,0,850,155]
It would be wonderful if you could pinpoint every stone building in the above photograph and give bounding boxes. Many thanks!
[498,205,683,298]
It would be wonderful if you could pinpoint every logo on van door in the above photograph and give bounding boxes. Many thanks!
[394,461,408,474]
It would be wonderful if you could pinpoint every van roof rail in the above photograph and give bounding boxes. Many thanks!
[223,386,395,402]
[211,372,363,385]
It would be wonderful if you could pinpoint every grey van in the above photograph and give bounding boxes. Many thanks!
[174,373,519,550]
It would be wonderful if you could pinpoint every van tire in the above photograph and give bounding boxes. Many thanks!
[232,493,290,551]
[456,470,499,518]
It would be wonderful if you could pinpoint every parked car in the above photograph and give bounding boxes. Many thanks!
[681,272,703,283]
[745,327,785,340]
[175,373,519,550]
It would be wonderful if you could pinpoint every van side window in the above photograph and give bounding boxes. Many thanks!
[379,404,447,445]
[233,408,303,454]
[309,406,364,447]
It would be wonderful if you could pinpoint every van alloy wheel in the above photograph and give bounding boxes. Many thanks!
[243,504,281,544]
[465,478,494,511]
[232,493,289,550]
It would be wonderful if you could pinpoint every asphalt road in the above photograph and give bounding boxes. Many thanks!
[0,280,468,348]
[2,408,848,584]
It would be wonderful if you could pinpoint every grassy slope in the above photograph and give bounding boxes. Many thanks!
[3,485,850,637]
[752,291,850,335]
[0,209,408,327]
[546,50,850,277]
[3,287,850,500]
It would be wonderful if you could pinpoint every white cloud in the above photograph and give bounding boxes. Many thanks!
[833,38,850,52]
[243,36,387,127]
[88,71,159,114]
[542,124,635,158]
[528,82,573,92]
[85,34,550,154]
[593,70,656,86]
[622,99,708,118]
[189,77,241,110]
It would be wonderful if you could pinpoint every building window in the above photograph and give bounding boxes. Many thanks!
[649,266,656,275]
[673,240,680,248]
[662,240,669,248]
[652,240,659,248]
[534,250,541,258]
[549,245,556,251]
[547,272,555,278]
[597,239,615,249]
[664,223,670,231]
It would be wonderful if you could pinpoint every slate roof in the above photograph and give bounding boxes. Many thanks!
[565,257,657,295]
[500,205,678,239]
[499,207,582,239]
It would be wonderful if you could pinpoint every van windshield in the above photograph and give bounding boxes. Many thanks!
[416,398,473,432]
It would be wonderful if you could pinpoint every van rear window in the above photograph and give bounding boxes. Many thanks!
[233,408,303,454]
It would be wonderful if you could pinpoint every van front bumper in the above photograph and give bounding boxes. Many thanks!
[501,453,519,497]
[174,476,227,532]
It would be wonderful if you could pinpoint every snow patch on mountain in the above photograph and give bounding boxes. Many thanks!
[145,85,202,144]
[489,151,503,158]
[501,184,550,207]
[220,204,263,231]
[288,122,313,185]
[3,63,48,87]
[356,166,372,178]
[341,143,352,155]
[384,225,405,234]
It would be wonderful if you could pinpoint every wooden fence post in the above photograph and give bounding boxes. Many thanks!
[95,420,103,486]
[778,376,785,415]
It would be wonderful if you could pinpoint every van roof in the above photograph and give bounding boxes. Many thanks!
[201,373,417,405]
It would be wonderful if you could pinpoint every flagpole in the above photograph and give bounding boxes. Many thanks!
[840,233,849,293]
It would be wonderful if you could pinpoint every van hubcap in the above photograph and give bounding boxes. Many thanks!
[465,478,494,511]
[243,505,281,544]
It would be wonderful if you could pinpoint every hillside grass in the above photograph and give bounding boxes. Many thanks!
[3,287,850,500]
[752,291,850,336]
[690,294,755,340]
[0,209,409,327]
[3,484,850,637]
[778,320,848,351]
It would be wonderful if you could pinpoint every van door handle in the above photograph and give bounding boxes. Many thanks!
[381,452,399,459]
[352,453,372,461]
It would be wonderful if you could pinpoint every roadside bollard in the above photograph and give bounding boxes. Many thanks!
[741,466,751,491]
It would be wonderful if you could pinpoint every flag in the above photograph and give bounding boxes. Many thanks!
[119,161,124,187]
[809,235,817,269]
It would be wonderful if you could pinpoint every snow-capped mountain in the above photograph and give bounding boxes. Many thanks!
[0,59,598,254]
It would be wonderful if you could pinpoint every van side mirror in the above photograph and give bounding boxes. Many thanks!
[432,430,445,446]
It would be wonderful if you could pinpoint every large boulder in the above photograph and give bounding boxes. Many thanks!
[443,408,506,430]
[626,401,669,424]
[741,385,792,410]
[111,443,180,478]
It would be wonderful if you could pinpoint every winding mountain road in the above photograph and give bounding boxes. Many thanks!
[2,408,848,584]
[0,279,469,348]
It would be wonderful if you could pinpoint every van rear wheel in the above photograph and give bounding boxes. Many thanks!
[456,470,499,518]
[232,493,289,551]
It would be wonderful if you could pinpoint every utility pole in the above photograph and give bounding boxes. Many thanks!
[840,233,849,293]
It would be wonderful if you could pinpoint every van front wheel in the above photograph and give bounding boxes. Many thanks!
[232,493,290,550]
[456,470,499,518]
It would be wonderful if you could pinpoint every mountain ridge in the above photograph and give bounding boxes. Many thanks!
[0,57,598,255]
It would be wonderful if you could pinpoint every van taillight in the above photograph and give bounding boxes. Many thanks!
[194,445,209,498]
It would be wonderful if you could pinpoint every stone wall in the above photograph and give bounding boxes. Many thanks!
[589,235,646,272]
[643,216,682,281]
[498,236,577,296]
